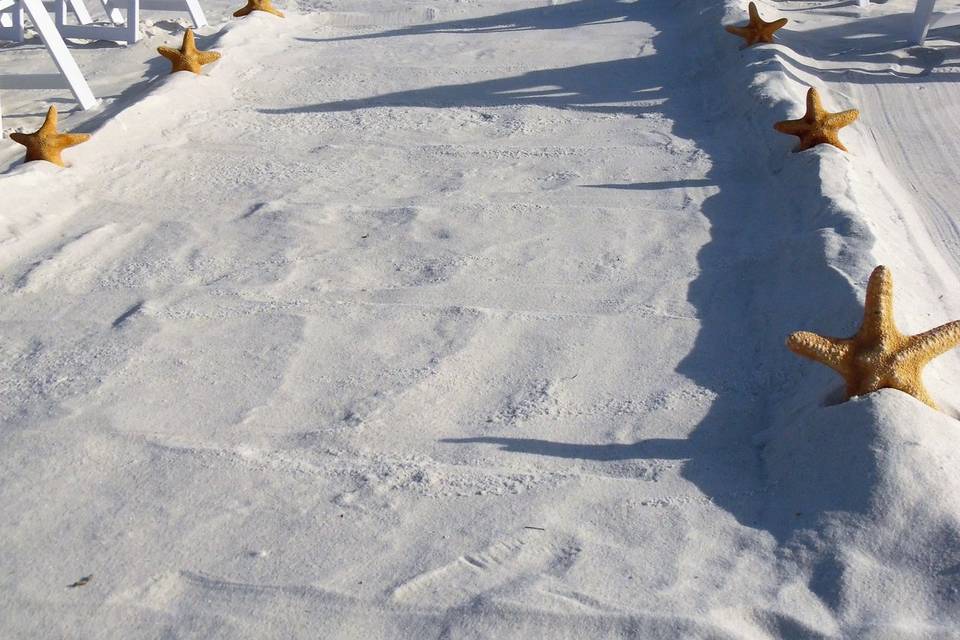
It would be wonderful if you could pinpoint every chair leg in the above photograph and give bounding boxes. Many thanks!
[55,0,67,30]
[183,0,206,29]
[125,0,138,42]
[912,0,937,45]
[99,0,124,24]
[21,0,97,109]
[68,0,93,24]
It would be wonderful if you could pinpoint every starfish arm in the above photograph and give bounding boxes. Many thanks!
[54,133,91,149]
[40,106,58,134]
[822,132,848,152]
[787,331,853,373]
[768,17,788,31]
[725,25,750,37]
[233,4,253,16]
[774,118,809,135]
[9,132,28,145]
[267,6,284,16]
[748,1,760,22]
[182,28,197,53]
[903,320,960,365]
[197,51,222,65]
[860,265,896,339]
[825,108,859,129]
[805,88,825,122]
[759,18,788,42]
[158,46,182,62]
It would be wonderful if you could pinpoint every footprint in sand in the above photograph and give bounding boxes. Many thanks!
[390,528,581,608]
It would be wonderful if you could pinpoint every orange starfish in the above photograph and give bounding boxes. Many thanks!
[157,28,221,75]
[233,0,284,18]
[787,265,960,410]
[724,2,787,46]
[9,106,90,167]
[774,87,859,152]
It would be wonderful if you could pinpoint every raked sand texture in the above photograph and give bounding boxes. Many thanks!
[2,1,960,638]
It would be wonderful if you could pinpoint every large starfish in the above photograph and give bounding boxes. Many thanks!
[9,106,90,167]
[725,2,787,46]
[233,0,284,18]
[774,87,859,152]
[787,265,960,409]
[157,28,221,75]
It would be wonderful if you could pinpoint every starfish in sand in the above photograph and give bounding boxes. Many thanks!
[9,106,90,167]
[157,28,221,74]
[233,0,284,18]
[725,2,787,46]
[774,87,859,152]
[787,265,960,409]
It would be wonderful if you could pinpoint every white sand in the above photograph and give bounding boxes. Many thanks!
[3,1,960,637]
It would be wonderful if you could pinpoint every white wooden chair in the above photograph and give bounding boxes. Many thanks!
[0,0,97,135]
[53,0,206,43]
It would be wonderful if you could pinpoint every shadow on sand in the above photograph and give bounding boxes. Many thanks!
[774,10,960,84]
[299,0,647,43]
[265,0,874,542]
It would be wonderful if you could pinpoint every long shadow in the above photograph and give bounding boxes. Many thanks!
[259,55,667,117]
[441,437,691,461]
[299,0,647,43]
[583,179,713,191]
[262,1,869,543]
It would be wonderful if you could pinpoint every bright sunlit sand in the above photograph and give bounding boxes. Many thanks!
[3,1,960,637]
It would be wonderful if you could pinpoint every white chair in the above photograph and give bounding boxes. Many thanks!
[53,0,207,43]
[0,0,97,135]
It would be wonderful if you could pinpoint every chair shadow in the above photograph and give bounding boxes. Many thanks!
[258,53,667,117]
[773,11,960,84]
[441,437,691,461]
[582,179,713,191]
[298,0,648,44]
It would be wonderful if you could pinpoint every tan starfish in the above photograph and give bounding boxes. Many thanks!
[9,106,90,167]
[157,28,221,75]
[787,265,960,409]
[233,0,284,18]
[774,87,859,152]
[725,2,787,46]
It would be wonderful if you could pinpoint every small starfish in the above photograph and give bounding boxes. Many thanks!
[157,28,221,75]
[787,265,960,409]
[725,2,787,46]
[9,106,90,167]
[233,0,284,18]
[774,87,859,152]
